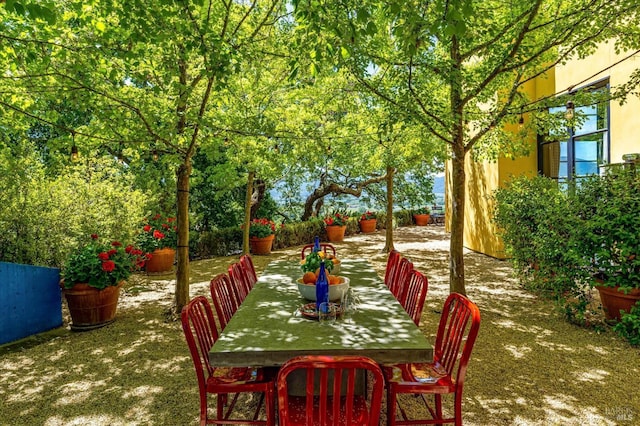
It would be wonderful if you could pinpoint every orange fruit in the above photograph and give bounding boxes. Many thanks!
[332,258,339,264]
[328,275,341,285]
[303,272,316,284]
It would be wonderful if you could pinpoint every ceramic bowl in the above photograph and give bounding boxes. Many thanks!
[296,277,349,302]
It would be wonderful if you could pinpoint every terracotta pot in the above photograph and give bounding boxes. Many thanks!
[62,281,124,331]
[250,234,275,255]
[413,214,430,226]
[359,219,377,233]
[595,285,640,321]
[145,247,176,273]
[325,225,346,242]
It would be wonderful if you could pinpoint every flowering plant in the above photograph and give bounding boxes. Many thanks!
[360,211,376,221]
[248,218,277,238]
[323,212,349,227]
[62,234,147,290]
[137,214,178,253]
[413,206,431,215]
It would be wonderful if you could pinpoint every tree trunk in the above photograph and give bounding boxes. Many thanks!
[250,179,266,218]
[382,166,395,253]
[242,171,255,255]
[175,159,192,313]
[449,34,467,296]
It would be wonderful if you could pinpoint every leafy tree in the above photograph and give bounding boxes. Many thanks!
[1,0,285,313]
[291,0,640,294]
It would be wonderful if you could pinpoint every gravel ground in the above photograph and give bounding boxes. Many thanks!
[1,226,638,425]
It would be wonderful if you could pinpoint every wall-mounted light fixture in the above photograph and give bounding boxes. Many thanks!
[565,100,575,120]
[152,149,159,162]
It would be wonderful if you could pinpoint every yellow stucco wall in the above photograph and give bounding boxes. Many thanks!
[556,42,640,162]
[461,75,555,259]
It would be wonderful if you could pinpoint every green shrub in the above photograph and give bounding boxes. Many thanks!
[613,301,640,346]
[0,153,149,268]
[493,175,588,298]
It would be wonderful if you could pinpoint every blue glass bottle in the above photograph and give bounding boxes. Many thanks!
[315,260,329,312]
[313,235,320,253]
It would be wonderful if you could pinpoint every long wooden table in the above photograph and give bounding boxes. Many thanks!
[209,259,433,367]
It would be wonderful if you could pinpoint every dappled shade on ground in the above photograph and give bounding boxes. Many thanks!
[1,226,637,425]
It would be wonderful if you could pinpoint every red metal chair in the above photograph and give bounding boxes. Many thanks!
[209,273,239,331]
[181,296,276,426]
[277,355,385,426]
[300,243,337,259]
[384,250,401,287]
[240,254,258,286]
[385,293,481,426]
[398,269,429,326]
[228,262,251,304]
[388,257,413,301]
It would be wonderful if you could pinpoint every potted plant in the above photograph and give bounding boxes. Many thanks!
[577,167,640,321]
[61,234,147,330]
[359,211,377,233]
[137,214,178,273]
[323,212,349,242]
[248,218,277,255]
[412,207,431,226]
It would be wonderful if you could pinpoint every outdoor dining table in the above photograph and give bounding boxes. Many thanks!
[208,259,433,368]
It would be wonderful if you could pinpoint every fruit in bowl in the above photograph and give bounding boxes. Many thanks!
[296,276,349,302]
[300,251,340,274]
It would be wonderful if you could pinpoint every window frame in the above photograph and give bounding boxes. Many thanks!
[538,78,611,184]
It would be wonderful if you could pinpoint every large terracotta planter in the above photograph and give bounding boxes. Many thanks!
[250,234,275,255]
[359,219,377,233]
[595,285,640,321]
[413,214,430,226]
[62,281,123,331]
[145,247,176,273]
[325,225,346,242]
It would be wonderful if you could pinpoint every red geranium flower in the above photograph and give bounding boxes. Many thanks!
[101,260,116,272]
[125,245,134,253]
[143,225,152,232]
[153,230,165,239]
[98,252,110,260]
[91,234,99,240]
[111,241,122,247]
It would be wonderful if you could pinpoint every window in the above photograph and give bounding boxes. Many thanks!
[539,80,610,186]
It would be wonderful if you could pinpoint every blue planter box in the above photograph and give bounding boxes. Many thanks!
[0,262,63,345]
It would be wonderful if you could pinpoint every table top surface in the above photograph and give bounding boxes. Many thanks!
[209,259,433,367]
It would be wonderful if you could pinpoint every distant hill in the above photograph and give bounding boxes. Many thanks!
[433,175,445,194]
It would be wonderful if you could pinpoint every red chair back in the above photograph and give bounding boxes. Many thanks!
[300,243,337,259]
[384,250,401,287]
[228,262,251,303]
[209,273,239,331]
[277,355,384,426]
[435,293,481,386]
[181,296,218,388]
[240,254,258,286]
[388,257,413,301]
[398,270,429,326]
